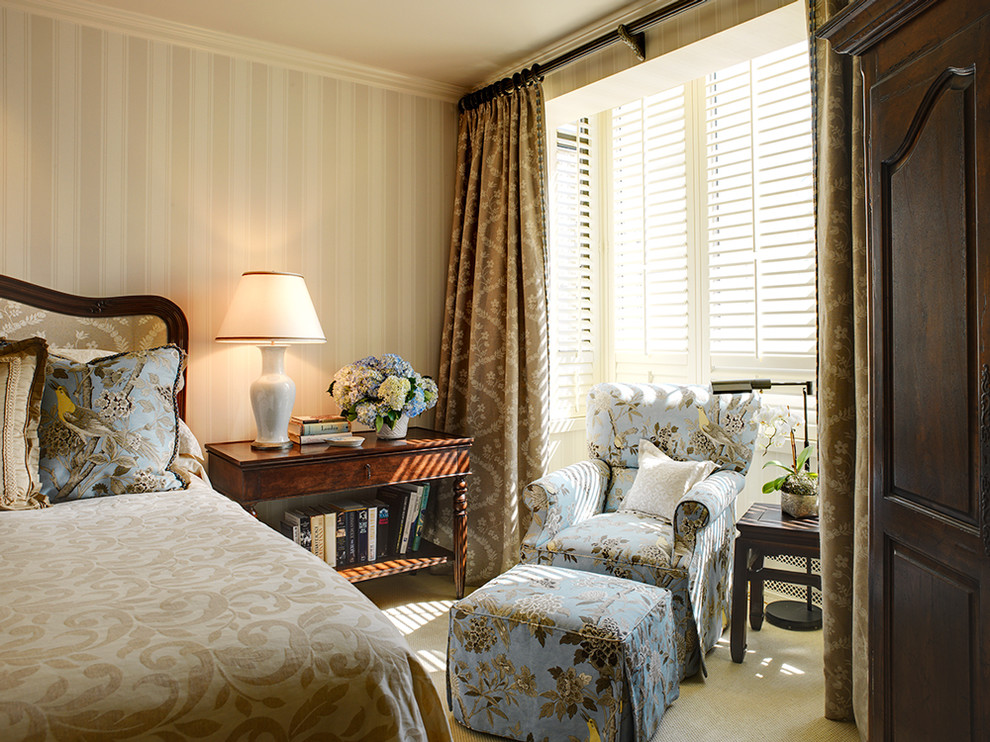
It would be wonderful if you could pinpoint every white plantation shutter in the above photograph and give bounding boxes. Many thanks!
[549,119,596,417]
[546,36,816,418]
[706,40,816,367]
[611,86,690,363]
[612,100,647,354]
[705,61,756,356]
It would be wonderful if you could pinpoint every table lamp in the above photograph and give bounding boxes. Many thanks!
[216,271,325,450]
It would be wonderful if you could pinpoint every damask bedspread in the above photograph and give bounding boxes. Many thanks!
[0,479,451,742]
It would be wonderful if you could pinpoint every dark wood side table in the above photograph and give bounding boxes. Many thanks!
[205,428,472,599]
[730,501,821,663]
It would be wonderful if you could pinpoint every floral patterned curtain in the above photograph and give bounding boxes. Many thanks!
[435,82,550,584]
[812,0,869,734]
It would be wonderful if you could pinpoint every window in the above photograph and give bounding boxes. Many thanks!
[705,44,816,367]
[611,86,691,363]
[548,38,816,418]
[548,118,597,419]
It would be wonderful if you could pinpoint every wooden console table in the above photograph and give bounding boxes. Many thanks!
[730,501,821,663]
[205,428,471,598]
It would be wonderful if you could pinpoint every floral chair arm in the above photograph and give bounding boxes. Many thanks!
[672,468,745,664]
[520,459,611,550]
[673,469,745,556]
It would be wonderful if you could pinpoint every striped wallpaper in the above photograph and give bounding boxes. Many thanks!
[0,4,458,445]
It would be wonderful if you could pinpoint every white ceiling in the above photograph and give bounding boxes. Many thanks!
[77,0,648,92]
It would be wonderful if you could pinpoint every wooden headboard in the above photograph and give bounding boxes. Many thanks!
[0,274,189,417]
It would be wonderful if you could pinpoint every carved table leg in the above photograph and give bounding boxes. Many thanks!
[750,551,765,630]
[731,536,749,663]
[453,476,467,599]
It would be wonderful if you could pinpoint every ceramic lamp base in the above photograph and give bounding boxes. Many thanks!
[249,344,295,450]
[251,440,294,451]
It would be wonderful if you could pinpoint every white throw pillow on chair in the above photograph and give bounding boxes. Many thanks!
[619,439,717,521]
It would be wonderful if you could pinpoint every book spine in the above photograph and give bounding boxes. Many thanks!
[345,510,357,565]
[411,484,430,551]
[310,513,325,560]
[291,415,347,425]
[279,520,300,544]
[399,489,420,555]
[375,488,408,556]
[396,492,409,555]
[326,512,336,568]
[289,431,353,445]
[357,509,369,563]
[334,512,347,566]
[288,420,350,435]
[299,516,312,552]
[377,505,389,560]
[367,505,377,561]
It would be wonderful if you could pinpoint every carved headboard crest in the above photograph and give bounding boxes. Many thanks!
[0,274,189,417]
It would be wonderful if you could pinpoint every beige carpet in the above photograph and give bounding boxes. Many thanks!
[356,573,860,742]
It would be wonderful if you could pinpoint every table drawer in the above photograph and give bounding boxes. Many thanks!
[238,448,470,502]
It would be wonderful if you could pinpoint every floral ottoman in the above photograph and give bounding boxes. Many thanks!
[447,564,679,742]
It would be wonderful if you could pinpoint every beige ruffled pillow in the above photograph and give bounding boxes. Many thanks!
[171,419,210,485]
[0,337,50,509]
[619,439,717,521]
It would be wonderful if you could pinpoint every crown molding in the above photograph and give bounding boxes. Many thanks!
[2,0,464,102]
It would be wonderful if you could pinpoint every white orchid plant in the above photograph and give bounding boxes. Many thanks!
[752,402,818,495]
[328,354,438,432]
[752,403,803,455]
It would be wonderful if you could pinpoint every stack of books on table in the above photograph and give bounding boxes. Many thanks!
[288,414,351,445]
[278,482,431,569]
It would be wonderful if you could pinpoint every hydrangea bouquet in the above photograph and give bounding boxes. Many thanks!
[328,354,438,432]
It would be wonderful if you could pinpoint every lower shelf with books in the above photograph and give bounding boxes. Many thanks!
[279,480,440,575]
[338,540,453,583]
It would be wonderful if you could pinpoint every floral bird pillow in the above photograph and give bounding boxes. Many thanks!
[38,345,185,502]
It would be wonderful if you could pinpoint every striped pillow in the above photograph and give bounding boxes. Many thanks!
[0,337,49,510]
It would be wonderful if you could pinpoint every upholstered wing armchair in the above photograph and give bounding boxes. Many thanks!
[520,382,760,679]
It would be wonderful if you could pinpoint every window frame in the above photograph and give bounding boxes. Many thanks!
[547,39,817,424]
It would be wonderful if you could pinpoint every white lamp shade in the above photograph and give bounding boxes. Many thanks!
[216,271,325,343]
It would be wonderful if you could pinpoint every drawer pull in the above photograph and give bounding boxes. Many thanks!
[365,463,371,480]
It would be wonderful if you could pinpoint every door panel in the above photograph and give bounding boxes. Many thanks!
[819,1,990,738]
[868,12,989,741]
[888,542,974,741]
[887,74,972,520]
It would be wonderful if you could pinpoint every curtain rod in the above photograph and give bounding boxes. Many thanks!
[459,0,709,112]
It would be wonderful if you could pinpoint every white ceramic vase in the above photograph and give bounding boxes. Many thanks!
[377,414,409,440]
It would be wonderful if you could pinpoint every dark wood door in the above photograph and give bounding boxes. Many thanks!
[822,1,990,739]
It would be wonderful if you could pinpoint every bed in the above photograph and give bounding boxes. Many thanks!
[0,274,451,742]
